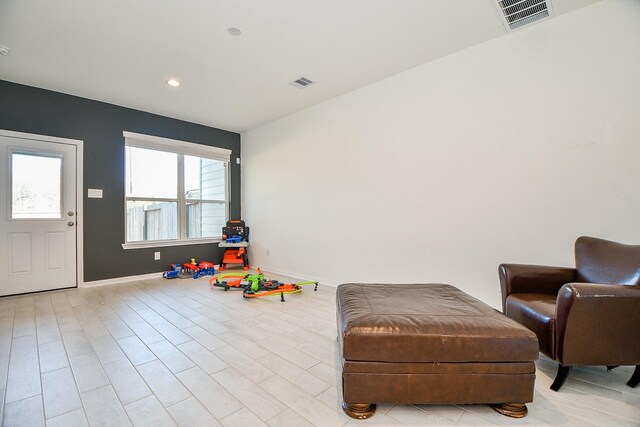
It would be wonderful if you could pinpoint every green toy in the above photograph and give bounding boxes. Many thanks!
[209,268,318,302]
[209,268,265,291]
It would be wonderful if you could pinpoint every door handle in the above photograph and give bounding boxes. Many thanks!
[68,221,75,227]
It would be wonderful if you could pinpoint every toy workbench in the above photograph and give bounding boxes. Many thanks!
[218,220,250,270]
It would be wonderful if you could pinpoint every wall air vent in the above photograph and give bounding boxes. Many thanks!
[493,0,553,32]
[289,77,314,89]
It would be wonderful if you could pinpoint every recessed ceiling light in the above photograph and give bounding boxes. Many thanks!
[227,27,242,36]
[166,79,180,87]
[0,45,10,56]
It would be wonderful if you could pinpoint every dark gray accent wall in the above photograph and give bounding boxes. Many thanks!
[0,80,241,281]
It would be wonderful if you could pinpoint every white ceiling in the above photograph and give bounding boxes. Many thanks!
[0,0,598,132]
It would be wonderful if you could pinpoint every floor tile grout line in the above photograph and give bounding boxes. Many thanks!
[28,296,46,423]
[208,366,288,424]
[534,387,640,424]
[163,365,225,423]
[71,290,144,427]
[0,300,16,426]
[50,292,92,425]
[78,301,160,412]
[219,403,264,425]
[562,373,640,399]
[148,282,316,422]
[255,372,347,426]
[78,383,136,427]
[87,299,223,425]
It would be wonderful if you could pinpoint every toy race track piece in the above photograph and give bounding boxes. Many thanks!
[209,269,264,291]
[242,280,318,302]
[209,267,317,302]
[209,274,244,290]
[242,286,301,302]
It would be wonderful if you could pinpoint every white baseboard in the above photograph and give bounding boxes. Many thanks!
[81,272,163,288]
[258,266,339,287]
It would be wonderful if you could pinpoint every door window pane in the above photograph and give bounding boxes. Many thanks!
[184,155,225,200]
[126,147,177,198]
[12,153,62,219]
[126,200,178,242]
[187,201,225,238]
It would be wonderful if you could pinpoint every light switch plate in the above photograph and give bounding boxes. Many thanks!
[88,189,103,198]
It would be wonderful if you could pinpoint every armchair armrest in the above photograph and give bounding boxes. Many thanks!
[499,264,577,312]
[555,283,640,365]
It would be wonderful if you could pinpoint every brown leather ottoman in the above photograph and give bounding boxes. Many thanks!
[337,283,539,419]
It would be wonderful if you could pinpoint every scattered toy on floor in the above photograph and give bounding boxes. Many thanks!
[243,279,318,302]
[209,268,265,291]
[181,259,202,279]
[162,263,182,279]
[163,260,216,279]
[209,268,318,302]
[195,261,216,277]
[219,220,250,270]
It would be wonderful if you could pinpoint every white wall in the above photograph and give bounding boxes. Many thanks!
[241,0,640,308]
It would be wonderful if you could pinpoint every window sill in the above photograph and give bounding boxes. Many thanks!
[122,238,222,250]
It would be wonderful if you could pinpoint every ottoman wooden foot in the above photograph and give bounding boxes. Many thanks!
[342,402,376,419]
[490,403,528,418]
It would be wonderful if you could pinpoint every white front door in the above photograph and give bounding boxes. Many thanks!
[0,133,78,296]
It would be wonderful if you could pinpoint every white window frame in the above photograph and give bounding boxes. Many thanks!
[121,131,231,249]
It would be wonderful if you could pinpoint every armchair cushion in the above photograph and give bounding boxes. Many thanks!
[499,264,576,312]
[575,236,640,285]
[505,294,557,359]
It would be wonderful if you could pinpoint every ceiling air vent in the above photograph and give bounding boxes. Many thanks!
[289,77,314,89]
[493,0,553,31]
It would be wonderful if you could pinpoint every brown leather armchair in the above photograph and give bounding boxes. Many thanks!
[499,236,640,391]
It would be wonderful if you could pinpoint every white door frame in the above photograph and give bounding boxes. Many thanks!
[0,129,84,288]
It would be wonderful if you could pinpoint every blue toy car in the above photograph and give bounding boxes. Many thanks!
[194,267,216,278]
[162,263,182,279]
[163,270,179,279]
[226,235,243,243]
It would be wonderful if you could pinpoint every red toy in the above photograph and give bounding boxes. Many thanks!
[182,259,216,278]
[183,259,200,273]
[219,247,249,271]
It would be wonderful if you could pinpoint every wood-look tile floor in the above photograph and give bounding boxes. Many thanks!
[0,272,638,426]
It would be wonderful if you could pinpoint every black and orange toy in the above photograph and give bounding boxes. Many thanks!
[218,220,250,271]
[209,268,318,302]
